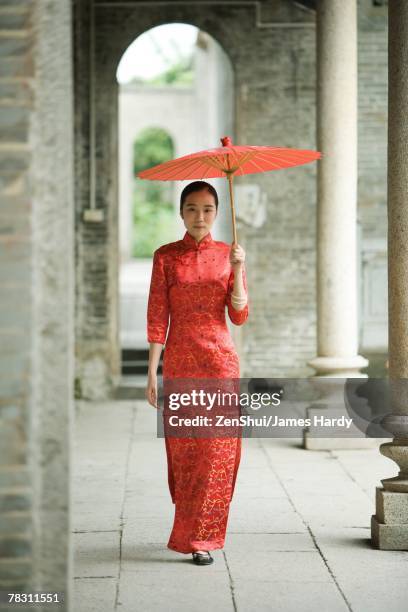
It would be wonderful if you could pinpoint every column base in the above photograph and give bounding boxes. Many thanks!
[303,354,372,449]
[307,355,369,377]
[371,516,408,550]
[371,486,408,549]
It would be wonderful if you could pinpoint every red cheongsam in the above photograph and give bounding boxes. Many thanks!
[147,230,249,553]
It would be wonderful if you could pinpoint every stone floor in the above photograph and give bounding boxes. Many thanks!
[73,400,408,612]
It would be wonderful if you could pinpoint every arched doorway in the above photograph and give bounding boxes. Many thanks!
[116,24,235,387]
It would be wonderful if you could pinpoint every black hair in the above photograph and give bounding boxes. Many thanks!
[179,180,219,214]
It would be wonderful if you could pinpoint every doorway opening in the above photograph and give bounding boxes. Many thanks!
[116,23,234,388]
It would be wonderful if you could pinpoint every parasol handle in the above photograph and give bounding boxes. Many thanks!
[227,173,238,244]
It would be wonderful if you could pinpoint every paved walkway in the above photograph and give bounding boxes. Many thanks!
[73,400,408,612]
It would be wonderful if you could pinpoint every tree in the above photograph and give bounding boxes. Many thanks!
[132,127,176,257]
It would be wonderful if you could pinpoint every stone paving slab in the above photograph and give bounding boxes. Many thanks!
[226,550,333,583]
[235,478,287,497]
[259,439,380,528]
[73,578,116,612]
[74,531,120,578]
[233,581,349,612]
[228,495,307,533]
[224,533,315,551]
[124,493,171,518]
[75,487,125,505]
[282,492,371,528]
[310,526,408,612]
[117,568,234,612]
[331,448,396,496]
[74,509,123,533]
[73,400,408,612]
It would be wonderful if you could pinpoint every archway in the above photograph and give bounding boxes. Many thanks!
[116,23,235,384]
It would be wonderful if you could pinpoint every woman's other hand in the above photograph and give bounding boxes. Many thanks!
[146,343,163,409]
[229,242,245,269]
[146,373,158,409]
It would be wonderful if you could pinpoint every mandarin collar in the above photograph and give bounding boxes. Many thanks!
[182,231,213,250]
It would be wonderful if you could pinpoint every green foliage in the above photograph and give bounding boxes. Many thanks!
[149,57,193,86]
[134,127,174,174]
[132,127,176,257]
[130,55,193,88]
[131,195,176,257]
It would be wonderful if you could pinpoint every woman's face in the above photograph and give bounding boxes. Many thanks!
[180,189,218,241]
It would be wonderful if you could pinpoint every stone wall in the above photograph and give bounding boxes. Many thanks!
[0,0,74,603]
[0,0,34,590]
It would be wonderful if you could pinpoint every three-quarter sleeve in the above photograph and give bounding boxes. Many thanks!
[147,250,170,344]
[226,265,249,325]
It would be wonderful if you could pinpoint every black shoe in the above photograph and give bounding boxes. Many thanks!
[192,551,214,565]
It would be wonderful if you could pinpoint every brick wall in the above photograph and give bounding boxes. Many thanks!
[358,13,388,238]
[0,0,35,590]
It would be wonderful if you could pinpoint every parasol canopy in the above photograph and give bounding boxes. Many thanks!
[138,136,321,243]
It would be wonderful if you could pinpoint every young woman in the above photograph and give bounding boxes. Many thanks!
[146,180,249,566]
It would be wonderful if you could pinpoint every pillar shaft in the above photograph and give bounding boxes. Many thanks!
[309,0,367,376]
[387,3,408,390]
[372,0,408,550]
[304,0,368,450]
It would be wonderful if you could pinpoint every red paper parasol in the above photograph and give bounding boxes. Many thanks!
[138,136,321,243]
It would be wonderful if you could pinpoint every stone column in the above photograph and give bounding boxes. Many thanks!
[309,0,367,378]
[304,0,368,450]
[31,0,75,597]
[0,0,74,597]
[371,0,408,550]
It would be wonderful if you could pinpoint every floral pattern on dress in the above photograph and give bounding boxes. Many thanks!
[147,230,249,553]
